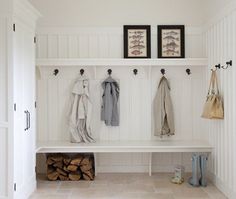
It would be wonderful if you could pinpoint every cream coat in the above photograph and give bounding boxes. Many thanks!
[69,75,95,143]
[153,76,175,137]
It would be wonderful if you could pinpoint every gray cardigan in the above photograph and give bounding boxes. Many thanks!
[101,76,119,126]
[153,76,175,137]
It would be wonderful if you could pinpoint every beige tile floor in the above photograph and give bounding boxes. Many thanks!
[30,173,227,199]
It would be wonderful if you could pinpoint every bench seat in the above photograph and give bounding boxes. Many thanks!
[36,140,212,153]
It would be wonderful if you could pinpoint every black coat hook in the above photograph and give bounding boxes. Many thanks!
[107,69,112,75]
[211,64,220,72]
[80,69,84,75]
[133,69,138,75]
[186,68,191,75]
[53,69,59,76]
[222,60,232,69]
[227,60,232,66]
[215,64,221,69]
[160,69,165,75]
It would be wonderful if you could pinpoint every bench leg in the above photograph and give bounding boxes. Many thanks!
[149,152,152,176]
[94,153,98,176]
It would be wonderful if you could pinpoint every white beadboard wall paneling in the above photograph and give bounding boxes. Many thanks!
[35,26,204,59]
[205,7,236,198]
[35,26,207,175]
[37,65,207,142]
[233,10,236,196]
[36,64,207,174]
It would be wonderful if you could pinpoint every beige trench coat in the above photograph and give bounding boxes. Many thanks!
[153,76,175,137]
[68,75,95,143]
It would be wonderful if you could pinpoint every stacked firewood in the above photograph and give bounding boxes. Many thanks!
[46,153,95,181]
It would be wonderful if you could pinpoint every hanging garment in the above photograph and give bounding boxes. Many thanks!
[101,76,119,126]
[69,75,95,143]
[153,76,175,137]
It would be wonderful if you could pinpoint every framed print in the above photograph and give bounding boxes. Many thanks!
[124,25,151,58]
[158,25,185,58]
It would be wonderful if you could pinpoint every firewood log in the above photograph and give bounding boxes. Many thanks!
[63,166,70,173]
[46,157,55,165]
[70,156,83,165]
[82,169,94,181]
[51,156,63,162]
[46,153,95,181]
[56,168,67,176]
[80,164,92,172]
[69,171,81,181]
[59,175,69,181]
[80,156,90,165]
[47,171,59,181]
[67,165,78,172]
[53,161,63,169]
[63,158,71,166]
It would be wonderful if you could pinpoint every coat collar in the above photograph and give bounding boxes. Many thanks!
[158,76,170,90]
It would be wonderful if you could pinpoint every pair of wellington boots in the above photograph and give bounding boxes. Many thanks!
[188,154,208,187]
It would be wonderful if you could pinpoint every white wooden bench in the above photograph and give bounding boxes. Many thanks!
[36,140,213,176]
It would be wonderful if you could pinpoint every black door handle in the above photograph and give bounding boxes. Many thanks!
[28,111,31,130]
[24,111,28,131]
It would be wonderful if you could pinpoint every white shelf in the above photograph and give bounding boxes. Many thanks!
[36,140,213,153]
[36,58,207,67]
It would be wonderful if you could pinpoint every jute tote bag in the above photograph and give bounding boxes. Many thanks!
[201,70,224,119]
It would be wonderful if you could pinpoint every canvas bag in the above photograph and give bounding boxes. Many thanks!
[201,70,224,119]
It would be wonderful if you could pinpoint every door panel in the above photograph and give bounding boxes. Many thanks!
[13,20,36,197]
[0,16,11,199]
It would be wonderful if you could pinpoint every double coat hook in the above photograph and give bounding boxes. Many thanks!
[213,60,232,71]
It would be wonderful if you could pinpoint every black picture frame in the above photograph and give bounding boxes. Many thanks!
[158,25,185,58]
[124,25,151,58]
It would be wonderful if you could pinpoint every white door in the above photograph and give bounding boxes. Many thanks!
[0,16,14,199]
[13,20,36,199]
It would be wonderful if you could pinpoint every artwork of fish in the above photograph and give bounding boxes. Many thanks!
[163,41,179,49]
[130,40,144,45]
[130,45,145,49]
[163,35,179,41]
[161,29,181,57]
[134,31,145,34]
[131,50,143,55]
[127,28,147,57]
[129,35,144,40]
[163,49,179,55]
[164,31,178,36]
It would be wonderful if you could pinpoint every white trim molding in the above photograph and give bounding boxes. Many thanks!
[36,58,207,67]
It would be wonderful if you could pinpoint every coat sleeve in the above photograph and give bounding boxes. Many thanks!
[153,83,165,136]
[164,82,175,135]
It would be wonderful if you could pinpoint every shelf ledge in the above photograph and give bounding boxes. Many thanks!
[36,58,208,67]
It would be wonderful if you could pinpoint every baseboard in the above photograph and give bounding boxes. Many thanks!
[14,175,36,199]
[208,172,236,199]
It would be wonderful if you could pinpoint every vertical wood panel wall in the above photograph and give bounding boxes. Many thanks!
[36,26,207,173]
[205,8,236,198]
[36,26,204,59]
